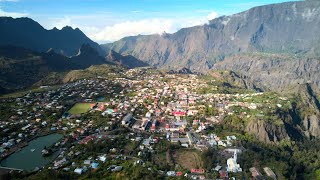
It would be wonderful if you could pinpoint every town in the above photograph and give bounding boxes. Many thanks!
[0,67,286,179]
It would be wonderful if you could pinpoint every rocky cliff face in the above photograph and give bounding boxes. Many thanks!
[212,53,320,92]
[246,120,289,143]
[70,44,107,68]
[106,50,149,69]
[103,1,320,72]
[294,84,320,138]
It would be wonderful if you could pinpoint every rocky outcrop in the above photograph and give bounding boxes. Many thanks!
[212,54,320,92]
[70,44,108,68]
[246,120,289,143]
[168,67,193,74]
[106,50,149,69]
[295,84,320,138]
[303,115,320,138]
[209,70,263,91]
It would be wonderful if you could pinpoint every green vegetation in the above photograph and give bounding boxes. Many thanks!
[63,65,125,83]
[239,139,320,180]
[174,150,203,170]
[0,87,45,98]
[68,103,92,115]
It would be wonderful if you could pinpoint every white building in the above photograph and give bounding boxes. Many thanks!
[227,151,242,173]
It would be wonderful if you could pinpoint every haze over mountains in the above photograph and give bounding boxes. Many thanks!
[0,45,109,93]
[104,1,320,68]
[0,0,320,94]
[0,17,150,93]
[104,0,320,91]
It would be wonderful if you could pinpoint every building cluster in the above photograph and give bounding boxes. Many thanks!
[0,68,281,179]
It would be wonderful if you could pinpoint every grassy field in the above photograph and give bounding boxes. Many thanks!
[0,85,61,99]
[173,150,203,170]
[0,88,45,99]
[68,103,92,114]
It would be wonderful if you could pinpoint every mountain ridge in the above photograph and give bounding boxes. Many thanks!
[0,17,104,56]
[102,0,320,72]
[0,45,112,93]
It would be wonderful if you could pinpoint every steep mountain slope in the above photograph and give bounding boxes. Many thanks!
[212,53,320,92]
[0,17,103,56]
[103,0,320,72]
[0,45,110,93]
[70,44,108,68]
[292,84,320,138]
[106,50,149,68]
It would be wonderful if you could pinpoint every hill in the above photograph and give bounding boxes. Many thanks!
[0,45,113,93]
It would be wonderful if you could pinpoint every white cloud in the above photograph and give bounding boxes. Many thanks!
[90,18,175,42]
[86,11,218,42]
[47,17,73,29]
[40,11,218,43]
[207,11,218,20]
[0,8,28,18]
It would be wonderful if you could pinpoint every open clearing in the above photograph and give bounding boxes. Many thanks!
[173,150,203,170]
[68,103,92,114]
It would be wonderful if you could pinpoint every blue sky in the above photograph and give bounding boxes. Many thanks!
[0,0,295,42]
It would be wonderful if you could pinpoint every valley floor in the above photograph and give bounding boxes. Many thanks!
[0,67,319,180]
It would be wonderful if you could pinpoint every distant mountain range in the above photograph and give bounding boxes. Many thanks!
[0,17,103,56]
[103,1,320,69]
[103,0,320,91]
[0,17,150,93]
[1,0,320,94]
[0,45,111,93]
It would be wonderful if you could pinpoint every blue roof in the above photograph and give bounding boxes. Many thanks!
[91,162,99,169]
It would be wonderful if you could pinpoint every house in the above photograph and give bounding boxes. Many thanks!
[91,162,99,169]
[249,167,262,178]
[176,172,183,176]
[151,120,157,131]
[84,160,91,165]
[214,165,222,171]
[264,167,276,179]
[98,155,107,163]
[110,166,122,172]
[122,113,133,125]
[191,169,205,174]
[142,138,151,146]
[171,138,189,144]
[167,171,176,176]
[219,170,228,179]
[181,143,189,148]
[171,111,186,117]
[74,168,83,175]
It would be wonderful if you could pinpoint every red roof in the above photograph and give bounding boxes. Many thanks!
[176,172,183,176]
[191,169,205,174]
[172,111,186,116]
[219,170,228,178]
[100,104,105,111]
